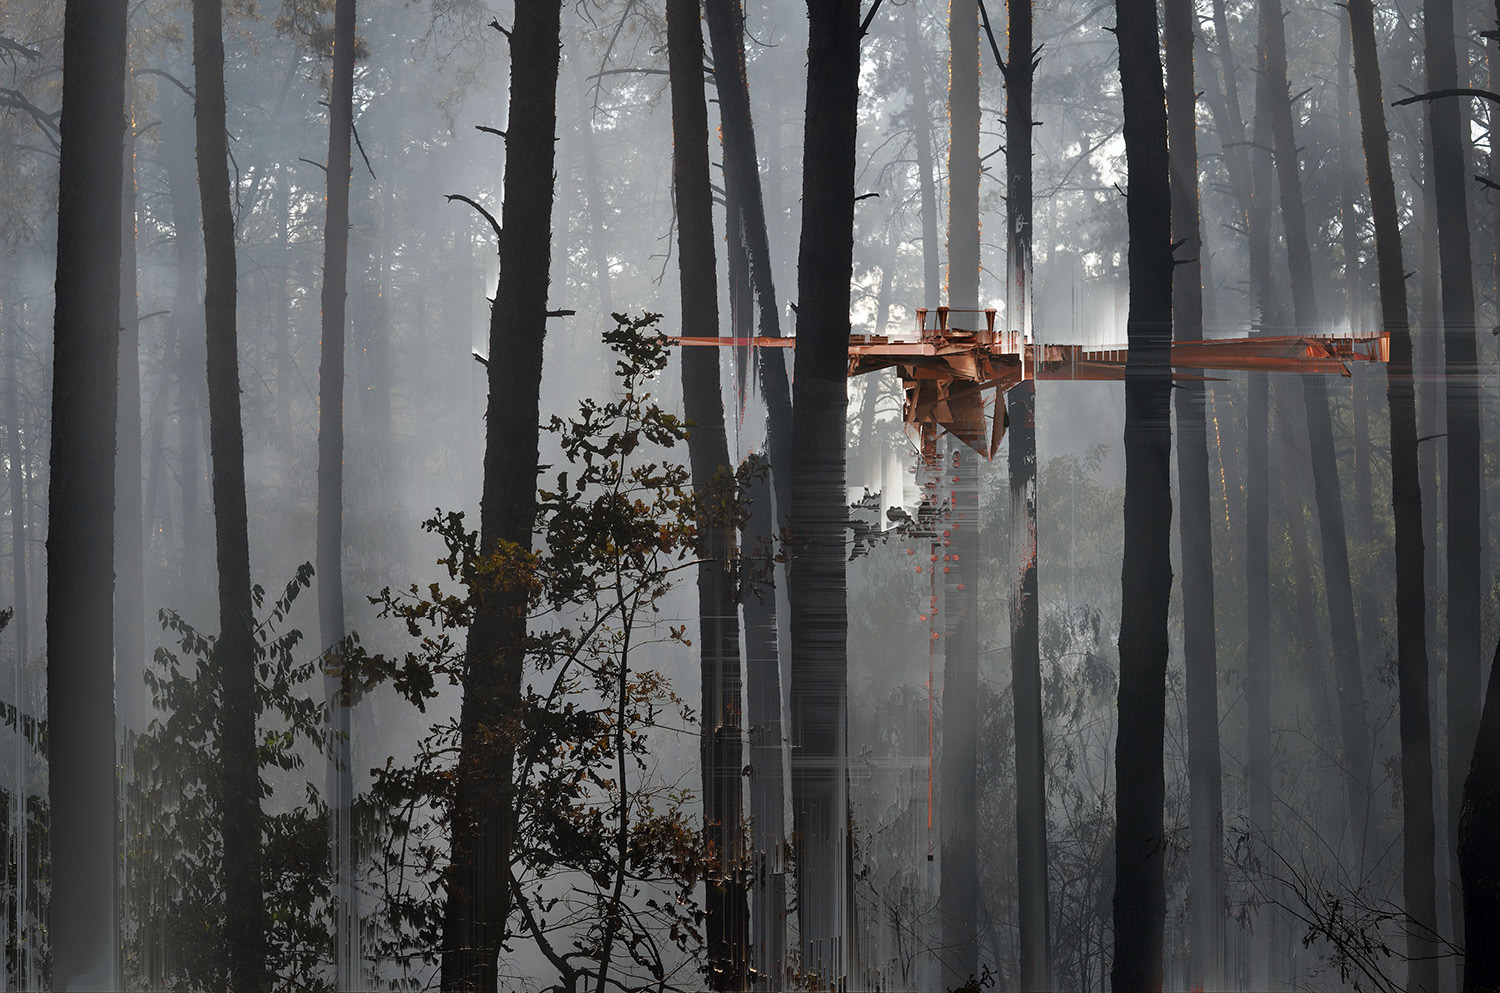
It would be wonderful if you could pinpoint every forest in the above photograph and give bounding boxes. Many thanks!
[5,0,1500,989]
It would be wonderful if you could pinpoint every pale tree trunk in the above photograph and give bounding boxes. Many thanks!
[47,1,127,986]
[1110,0,1175,985]
[788,2,859,986]
[571,51,613,318]
[665,0,749,985]
[1262,0,1373,866]
[193,0,266,986]
[316,0,358,985]
[1347,4,1440,991]
[1164,1,1224,987]
[903,6,940,307]
[939,1,980,987]
[117,72,147,737]
[440,4,562,989]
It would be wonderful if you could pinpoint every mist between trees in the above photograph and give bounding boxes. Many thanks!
[6,0,1500,990]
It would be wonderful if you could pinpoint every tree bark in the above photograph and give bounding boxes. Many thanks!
[117,74,147,738]
[788,2,859,986]
[903,8,941,308]
[1460,638,1500,991]
[440,4,562,989]
[1111,0,1175,986]
[665,1,750,986]
[1165,1,1224,987]
[316,0,358,986]
[571,51,613,318]
[1261,0,1373,863]
[1347,4,1440,990]
[193,0,266,987]
[47,1,126,986]
[1422,0,1484,966]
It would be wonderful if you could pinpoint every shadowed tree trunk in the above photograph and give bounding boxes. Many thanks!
[1460,637,1500,991]
[47,1,127,986]
[118,76,147,738]
[1419,0,1484,963]
[665,0,749,986]
[1262,0,1373,865]
[788,2,859,986]
[440,4,562,989]
[939,2,980,987]
[1110,0,1174,986]
[316,0,358,985]
[193,0,266,987]
[1164,1,1224,987]
[1346,4,1440,990]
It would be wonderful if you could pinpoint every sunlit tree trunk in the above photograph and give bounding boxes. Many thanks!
[193,0,266,987]
[903,7,940,307]
[117,70,147,738]
[316,0,358,985]
[1110,0,1174,985]
[47,1,127,986]
[1346,5,1440,991]
[665,0,750,985]
[788,2,859,986]
[1164,2,1224,987]
[440,4,562,989]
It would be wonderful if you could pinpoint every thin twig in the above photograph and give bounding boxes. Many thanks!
[446,194,502,243]
[1392,87,1500,107]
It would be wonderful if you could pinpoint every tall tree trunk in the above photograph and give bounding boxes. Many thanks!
[47,1,126,985]
[1206,0,1253,232]
[665,1,749,986]
[276,168,292,448]
[939,3,981,988]
[317,0,358,986]
[1461,636,1500,991]
[1262,0,1373,862]
[740,465,786,992]
[5,318,24,690]
[903,7,940,307]
[1110,0,1174,986]
[571,52,613,318]
[1165,2,1224,987]
[788,2,859,986]
[193,0,266,987]
[440,4,562,989]
[1422,0,1484,964]
[117,75,147,738]
[1347,4,1440,990]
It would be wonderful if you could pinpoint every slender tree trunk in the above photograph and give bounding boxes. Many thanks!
[903,8,940,307]
[47,2,127,985]
[1460,637,1500,991]
[193,0,266,987]
[1206,0,1253,233]
[665,1,750,986]
[571,52,613,318]
[317,1,358,986]
[740,465,786,992]
[1347,5,1440,991]
[117,78,147,738]
[1165,2,1225,987]
[1111,0,1174,985]
[1262,0,1373,863]
[788,3,859,986]
[6,319,24,684]
[440,5,562,989]
[1421,0,1484,965]
[939,4,981,988]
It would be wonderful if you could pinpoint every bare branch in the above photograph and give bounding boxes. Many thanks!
[1392,87,1500,107]
[446,194,503,243]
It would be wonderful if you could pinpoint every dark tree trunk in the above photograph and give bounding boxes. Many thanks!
[1460,638,1500,991]
[440,4,562,990]
[665,1,749,986]
[940,3,981,988]
[1347,4,1440,990]
[788,2,859,986]
[47,1,127,986]
[193,0,266,987]
[1165,2,1224,987]
[1205,0,1253,232]
[117,80,147,737]
[903,8,941,307]
[1422,0,1484,964]
[1262,0,1373,861]
[1110,0,1175,986]
[740,466,787,992]
[316,0,358,985]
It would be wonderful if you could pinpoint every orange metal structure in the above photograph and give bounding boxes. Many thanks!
[676,306,1389,459]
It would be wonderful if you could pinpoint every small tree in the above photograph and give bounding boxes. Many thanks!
[355,315,735,991]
